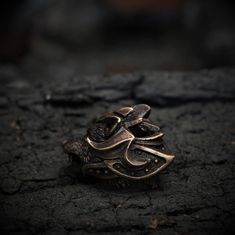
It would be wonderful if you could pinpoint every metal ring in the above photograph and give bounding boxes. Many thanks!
[63,104,175,181]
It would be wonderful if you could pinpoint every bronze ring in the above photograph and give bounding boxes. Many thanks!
[63,104,175,181]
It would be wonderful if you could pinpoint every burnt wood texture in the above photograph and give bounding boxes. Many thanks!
[0,67,235,234]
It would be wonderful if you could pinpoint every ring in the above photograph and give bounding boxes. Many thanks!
[63,104,175,181]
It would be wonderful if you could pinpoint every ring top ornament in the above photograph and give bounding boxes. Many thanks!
[63,104,175,180]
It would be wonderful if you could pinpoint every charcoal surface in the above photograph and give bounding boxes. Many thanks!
[0,67,235,234]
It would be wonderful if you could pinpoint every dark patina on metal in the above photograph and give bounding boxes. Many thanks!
[63,104,175,181]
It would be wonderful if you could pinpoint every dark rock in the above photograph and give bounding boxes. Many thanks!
[0,67,235,234]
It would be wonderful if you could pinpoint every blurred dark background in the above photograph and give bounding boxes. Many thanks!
[0,0,235,75]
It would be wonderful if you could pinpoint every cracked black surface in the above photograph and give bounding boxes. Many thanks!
[0,67,235,234]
